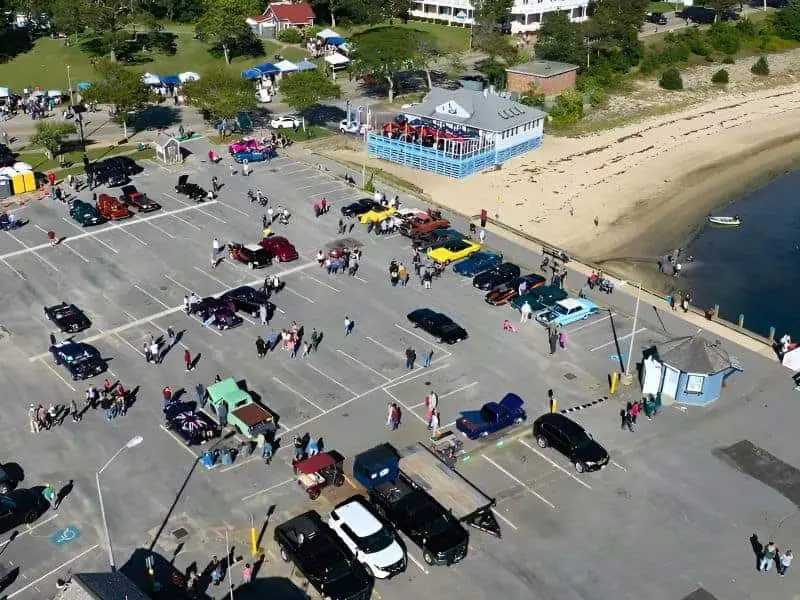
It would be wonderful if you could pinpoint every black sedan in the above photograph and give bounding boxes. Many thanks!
[221,286,276,317]
[532,413,609,473]
[175,175,206,200]
[44,302,91,333]
[412,228,463,251]
[50,341,106,380]
[0,489,49,534]
[407,308,468,344]
[93,164,128,187]
[341,198,381,217]
[472,263,521,291]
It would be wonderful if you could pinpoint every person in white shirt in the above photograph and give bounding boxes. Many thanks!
[520,301,533,324]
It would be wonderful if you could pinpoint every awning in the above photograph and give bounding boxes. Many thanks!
[178,71,200,83]
[0,87,9,98]
[327,36,346,46]
[142,73,161,85]
[161,75,181,85]
[324,53,349,66]
[241,68,262,80]
[275,60,298,72]
[317,28,339,39]
[256,63,280,74]
[295,59,317,71]
[76,82,91,91]
[47,90,62,97]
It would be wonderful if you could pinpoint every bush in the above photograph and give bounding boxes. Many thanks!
[774,0,800,41]
[709,22,742,55]
[548,90,584,125]
[277,28,303,44]
[711,68,729,84]
[520,93,545,108]
[751,55,770,75]
[659,68,683,90]
[722,55,735,64]
[735,17,757,38]
[305,25,322,39]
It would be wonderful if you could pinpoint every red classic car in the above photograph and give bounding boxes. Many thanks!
[121,185,161,212]
[260,236,298,262]
[96,193,132,220]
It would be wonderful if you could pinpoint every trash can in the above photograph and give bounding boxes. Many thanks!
[0,177,11,199]
[11,172,24,195]
[22,170,35,192]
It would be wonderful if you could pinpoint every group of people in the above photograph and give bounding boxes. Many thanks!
[143,328,178,364]
[759,541,793,577]
[316,246,362,276]
[256,323,323,360]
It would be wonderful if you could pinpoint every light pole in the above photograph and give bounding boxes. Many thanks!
[66,65,73,106]
[96,436,143,572]
[622,281,642,383]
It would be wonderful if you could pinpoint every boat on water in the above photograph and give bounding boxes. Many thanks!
[708,215,742,227]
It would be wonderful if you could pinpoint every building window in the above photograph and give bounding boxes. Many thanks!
[685,374,705,394]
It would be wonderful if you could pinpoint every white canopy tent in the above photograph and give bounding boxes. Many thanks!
[178,71,200,83]
[47,90,62,98]
[275,60,298,73]
[142,72,161,85]
[0,88,9,98]
[324,53,350,66]
[317,28,339,39]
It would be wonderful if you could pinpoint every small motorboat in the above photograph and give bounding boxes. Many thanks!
[708,215,742,227]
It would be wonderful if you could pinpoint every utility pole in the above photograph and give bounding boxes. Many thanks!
[66,65,73,106]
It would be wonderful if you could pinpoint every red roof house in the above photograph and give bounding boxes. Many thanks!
[246,2,316,36]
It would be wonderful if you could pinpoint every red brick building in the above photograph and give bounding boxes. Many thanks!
[506,60,579,97]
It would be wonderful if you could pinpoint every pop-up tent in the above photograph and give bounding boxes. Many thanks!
[295,59,318,71]
[324,53,350,66]
[317,28,339,39]
[0,88,9,98]
[275,60,298,73]
[76,82,91,91]
[161,75,181,85]
[327,36,346,46]
[178,72,200,83]
[142,73,161,85]
[241,68,262,80]
[256,63,280,75]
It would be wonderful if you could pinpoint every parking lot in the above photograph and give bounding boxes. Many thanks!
[0,142,796,600]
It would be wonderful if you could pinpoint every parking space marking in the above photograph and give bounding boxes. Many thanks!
[491,507,519,531]
[164,274,194,293]
[0,514,58,548]
[519,439,592,490]
[406,551,430,574]
[193,266,232,288]
[393,324,453,357]
[8,543,101,598]
[143,220,175,239]
[7,230,60,270]
[568,313,612,334]
[611,461,627,471]
[169,213,202,231]
[59,218,119,254]
[306,363,356,395]
[588,328,647,352]
[302,273,341,293]
[336,349,391,381]
[158,424,202,459]
[283,286,315,304]
[308,188,343,198]
[61,243,90,263]
[383,388,428,426]
[134,284,171,309]
[439,381,478,399]
[366,336,404,359]
[118,226,148,246]
[113,332,145,356]
[241,477,294,502]
[354,275,368,283]
[216,201,251,218]
[272,376,325,412]
[294,181,329,191]
[482,455,556,509]
[382,364,449,390]
[1,258,25,279]
[39,359,76,392]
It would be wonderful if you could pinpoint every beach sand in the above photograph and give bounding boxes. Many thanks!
[329,83,800,293]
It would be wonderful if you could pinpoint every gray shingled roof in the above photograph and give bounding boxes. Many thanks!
[506,60,580,78]
[403,87,546,134]
[57,572,150,600]
[661,337,741,374]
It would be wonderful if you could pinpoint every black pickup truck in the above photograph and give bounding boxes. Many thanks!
[274,511,372,600]
[353,443,470,566]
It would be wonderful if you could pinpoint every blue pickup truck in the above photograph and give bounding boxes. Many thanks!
[456,393,527,440]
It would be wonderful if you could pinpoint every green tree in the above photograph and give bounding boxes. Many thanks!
[534,10,585,66]
[50,0,90,37]
[196,0,264,64]
[775,0,800,41]
[351,27,422,102]
[584,0,648,72]
[277,28,303,43]
[659,67,683,90]
[751,55,769,75]
[279,70,341,111]
[84,60,152,133]
[416,35,441,89]
[711,68,729,84]
[472,0,514,60]
[30,121,77,159]
[183,67,257,129]
[548,89,583,125]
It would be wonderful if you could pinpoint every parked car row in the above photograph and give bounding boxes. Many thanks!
[68,184,161,227]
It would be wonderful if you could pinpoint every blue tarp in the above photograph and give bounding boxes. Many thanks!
[241,68,262,80]
[295,59,318,71]
[76,82,91,91]
[161,75,181,85]
[327,36,346,46]
[256,63,280,74]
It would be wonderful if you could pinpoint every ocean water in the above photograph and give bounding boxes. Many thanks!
[682,169,800,339]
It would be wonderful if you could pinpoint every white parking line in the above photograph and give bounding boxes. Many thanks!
[284,287,315,304]
[39,359,76,392]
[241,477,294,502]
[393,323,453,357]
[383,388,427,426]
[0,514,58,548]
[272,376,325,412]
[439,381,478,399]
[366,336,403,358]
[354,275,368,283]
[61,243,90,263]
[193,265,231,287]
[588,328,648,352]
[519,439,592,490]
[159,424,202,458]
[294,181,330,190]
[336,349,391,381]
[118,226,148,246]
[169,213,202,231]
[406,550,430,574]
[134,284,171,309]
[216,201,251,218]
[309,188,342,198]
[568,313,612,334]
[303,273,341,293]
[196,207,227,223]
[491,507,519,531]
[383,364,450,390]
[164,274,193,293]
[8,544,100,598]
[306,363,356,394]
[59,218,120,254]
[8,230,60,270]
[1,258,25,279]
[114,332,145,356]
[482,456,556,509]
[144,220,175,239]
[278,167,311,177]
[611,461,627,471]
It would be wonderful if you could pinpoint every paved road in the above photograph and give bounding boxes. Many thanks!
[0,140,796,600]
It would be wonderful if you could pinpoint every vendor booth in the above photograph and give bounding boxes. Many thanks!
[295,59,317,71]
[641,337,742,406]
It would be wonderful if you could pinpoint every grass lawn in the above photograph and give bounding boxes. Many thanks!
[0,33,311,91]
[335,20,470,54]
[647,1,683,13]
[16,144,155,173]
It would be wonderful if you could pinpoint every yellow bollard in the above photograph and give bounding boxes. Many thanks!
[251,526,258,557]
[550,397,558,413]
[610,372,619,395]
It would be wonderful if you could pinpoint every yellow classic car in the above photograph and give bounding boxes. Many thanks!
[427,238,482,264]
[358,206,397,224]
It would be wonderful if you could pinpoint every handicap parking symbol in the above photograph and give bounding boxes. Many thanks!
[51,526,80,546]
[609,353,627,363]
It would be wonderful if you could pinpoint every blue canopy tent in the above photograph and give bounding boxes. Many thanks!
[76,82,91,91]
[295,59,317,71]
[161,75,181,85]
[256,63,280,75]
[241,68,262,80]
[327,36,346,46]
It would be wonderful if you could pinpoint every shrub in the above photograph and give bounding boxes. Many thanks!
[548,90,584,125]
[520,92,545,108]
[705,55,715,62]
[711,69,729,84]
[722,55,735,64]
[735,17,757,38]
[709,22,742,55]
[277,28,303,44]
[363,174,375,193]
[305,25,322,39]
[751,55,770,75]
[659,68,683,90]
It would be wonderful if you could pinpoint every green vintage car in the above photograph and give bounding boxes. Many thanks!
[69,200,106,227]
[205,377,276,439]
[510,285,568,312]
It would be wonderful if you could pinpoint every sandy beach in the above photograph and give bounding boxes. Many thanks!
[328,82,800,292]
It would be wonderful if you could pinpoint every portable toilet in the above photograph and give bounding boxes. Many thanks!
[21,170,35,192]
[0,176,11,199]
[11,172,24,195]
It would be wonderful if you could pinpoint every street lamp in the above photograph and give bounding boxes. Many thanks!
[96,436,143,572]
[66,65,73,106]
[622,281,642,383]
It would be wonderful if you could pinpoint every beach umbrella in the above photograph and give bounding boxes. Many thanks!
[141,73,161,85]
[179,413,206,432]
[76,82,91,91]
[13,162,32,172]
[178,71,200,83]
[161,75,181,85]
[241,68,262,80]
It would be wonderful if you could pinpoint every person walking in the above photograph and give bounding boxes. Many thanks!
[212,237,220,259]
[166,326,176,350]
[311,329,322,352]
[71,399,81,422]
[548,330,558,355]
[262,439,274,464]
[241,563,252,588]
[405,347,416,369]
[478,228,486,244]
[256,336,267,358]
[184,349,195,372]
[630,400,641,426]
[423,349,434,368]
[150,339,160,364]
[430,410,440,438]
[669,293,677,311]
[344,316,353,336]
[520,301,532,324]
[209,556,223,585]
[558,330,568,349]
[211,176,219,193]
[29,403,39,433]
[259,303,268,326]
[779,549,793,577]
[760,541,778,573]
[301,341,310,358]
